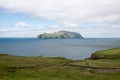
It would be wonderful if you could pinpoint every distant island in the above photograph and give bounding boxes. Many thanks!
[37,30,83,39]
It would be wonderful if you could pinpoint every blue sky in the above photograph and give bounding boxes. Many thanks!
[0,8,54,29]
[0,0,120,38]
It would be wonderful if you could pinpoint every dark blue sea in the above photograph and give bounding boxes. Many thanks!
[0,38,120,60]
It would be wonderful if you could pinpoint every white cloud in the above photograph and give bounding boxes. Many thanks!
[0,25,120,38]
[0,0,120,37]
[15,22,30,27]
[0,22,36,32]
[0,0,120,25]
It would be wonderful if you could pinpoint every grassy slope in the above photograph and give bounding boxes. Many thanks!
[91,48,120,59]
[0,53,120,80]
[70,48,120,68]
[70,59,120,68]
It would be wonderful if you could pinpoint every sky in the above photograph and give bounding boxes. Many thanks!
[0,0,120,38]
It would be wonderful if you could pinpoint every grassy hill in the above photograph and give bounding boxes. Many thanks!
[37,30,83,39]
[0,48,120,80]
[69,48,120,73]
[91,48,120,60]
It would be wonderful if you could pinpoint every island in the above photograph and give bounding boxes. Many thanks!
[37,30,83,39]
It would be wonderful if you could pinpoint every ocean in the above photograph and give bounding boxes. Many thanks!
[0,38,120,60]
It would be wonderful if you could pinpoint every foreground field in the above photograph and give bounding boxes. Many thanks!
[0,48,120,80]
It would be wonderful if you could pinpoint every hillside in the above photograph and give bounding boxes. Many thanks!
[91,48,120,60]
[69,48,120,73]
[37,30,83,39]
[0,48,120,80]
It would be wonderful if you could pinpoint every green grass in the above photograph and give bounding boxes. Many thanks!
[0,48,120,80]
[91,48,120,60]
[70,48,120,68]
[70,59,120,68]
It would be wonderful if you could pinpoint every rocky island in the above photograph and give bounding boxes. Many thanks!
[37,30,83,39]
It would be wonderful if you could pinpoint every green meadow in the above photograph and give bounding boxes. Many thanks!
[0,48,120,80]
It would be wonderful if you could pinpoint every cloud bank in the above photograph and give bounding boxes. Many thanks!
[0,0,120,37]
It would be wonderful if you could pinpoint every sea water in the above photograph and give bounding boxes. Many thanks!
[0,38,120,60]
